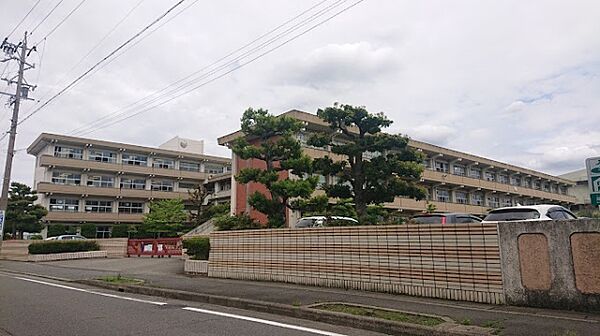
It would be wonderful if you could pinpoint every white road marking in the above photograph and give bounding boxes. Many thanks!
[12,276,167,306]
[182,307,349,336]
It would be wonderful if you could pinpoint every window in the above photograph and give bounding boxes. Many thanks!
[84,200,113,213]
[180,161,201,172]
[179,181,199,189]
[486,196,500,208]
[87,175,114,188]
[547,208,577,220]
[456,216,481,223]
[120,177,145,190]
[471,193,483,206]
[54,146,83,159]
[434,161,448,173]
[422,158,431,169]
[51,172,81,185]
[88,149,116,163]
[510,176,521,186]
[363,151,381,160]
[152,158,174,169]
[151,180,174,192]
[453,165,466,176]
[542,183,549,192]
[435,188,450,202]
[118,201,144,214]
[484,209,540,222]
[501,197,513,207]
[455,191,467,204]
[550,184,557,193]
[498,174,509,184]
[484,171,496,182]
[49,198,79,212]
[560,186,568,195]
[469,168,481,179]
[122,153,148,166]
[96,226,111,239]
[221,182,231,191]
[524,178,532,188]
[205,163,224,174]
[534,180,541,190]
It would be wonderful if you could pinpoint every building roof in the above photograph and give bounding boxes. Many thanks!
[558,168,587,182]
[218,109,574,185]
[27,133,230,164]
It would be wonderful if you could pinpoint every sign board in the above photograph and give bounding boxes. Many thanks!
[586,157,600,206]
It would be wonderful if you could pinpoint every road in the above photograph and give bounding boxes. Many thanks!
[0,272,386,336]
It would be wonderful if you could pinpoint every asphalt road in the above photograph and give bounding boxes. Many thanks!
[0,272,387,336]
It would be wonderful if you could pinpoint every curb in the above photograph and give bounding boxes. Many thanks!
[76,279,493,336]
[0,268,74,283]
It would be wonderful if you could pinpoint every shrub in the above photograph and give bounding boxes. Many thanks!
[183,237,210,260]
[214,214,261,231]
[80,224,97,238]
[47,224,67,237]
[111,225,130,238]
[29,235,43,240]
[28,240,100,255]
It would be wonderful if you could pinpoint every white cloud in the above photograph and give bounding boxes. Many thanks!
[408,125,457,146]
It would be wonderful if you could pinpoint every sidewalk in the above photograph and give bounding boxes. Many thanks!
[1,258,598,336]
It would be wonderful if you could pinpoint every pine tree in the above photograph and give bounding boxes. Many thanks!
[6,182,47,239]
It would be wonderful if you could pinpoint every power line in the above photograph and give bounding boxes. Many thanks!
[81,0,366,136]
[4,0,42,38]
[30,0,65,35]
[33,0,87,47]
[17,0,187,126]
[70,0,340,135]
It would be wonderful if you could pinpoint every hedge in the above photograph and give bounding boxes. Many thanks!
[80,224,97,238]
[28,240,100,255]
[111,225,130,238]
[182,237,210,260]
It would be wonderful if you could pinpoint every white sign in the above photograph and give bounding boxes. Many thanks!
[586,157,600,206]
[0,210,4,235]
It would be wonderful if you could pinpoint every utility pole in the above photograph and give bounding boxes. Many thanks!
[0,31,36,244]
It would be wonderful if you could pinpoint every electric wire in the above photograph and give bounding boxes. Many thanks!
[34,38,46,84]
[80,0,366,136]
[5,0,42,39]
[17,0,187,126]
[30,0,65,35]
[70,0,341,135]
[32,0,87,47]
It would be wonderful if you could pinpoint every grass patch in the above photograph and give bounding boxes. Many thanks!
[314,304,444,327]
[481,320,505,335]
[98,274,143,285]
[459,318,472,325]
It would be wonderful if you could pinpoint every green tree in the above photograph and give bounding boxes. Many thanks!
[142,199,187,237]
[6,182,47,239]
[187,183,212,227]
[426,202,437,214]
[308,103,426,221]
[231,108,319,228]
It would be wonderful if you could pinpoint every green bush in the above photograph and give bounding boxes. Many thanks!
[29,235,43,240]
[28,240,100,255]
[214,214,261,231]
[47,224,67,237]
[80,224,97,238]
[182,237,210,260]
[111,225,130,238]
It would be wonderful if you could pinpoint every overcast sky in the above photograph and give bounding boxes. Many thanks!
[1,0,599,185]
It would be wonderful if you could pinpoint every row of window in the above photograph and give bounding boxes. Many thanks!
[51,172,231,191]
[425,160,568,194]
[53,145,228,173]
[49,199,144,214]
[432,188,542,207]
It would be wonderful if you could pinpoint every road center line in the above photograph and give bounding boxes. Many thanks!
[12,276,167,306]
[182,307,348,336]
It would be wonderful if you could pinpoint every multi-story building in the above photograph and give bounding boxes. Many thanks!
[27,133,232,238]
[218,110,577,225]
[559,169,591,211]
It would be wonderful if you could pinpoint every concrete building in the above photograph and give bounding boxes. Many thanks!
[218,110,577,225]
[27,133,231,238]
[559,169,591,211]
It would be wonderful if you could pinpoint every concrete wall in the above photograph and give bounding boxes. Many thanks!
[209,223,504,304]
[497,219,600,311]
[0,238,128,260]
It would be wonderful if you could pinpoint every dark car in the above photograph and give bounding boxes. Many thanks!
[411,213,482,224]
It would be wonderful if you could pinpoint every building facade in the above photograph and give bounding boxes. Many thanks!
[559,169,591,211]
[27,133,231,238]
[218,110,577,225]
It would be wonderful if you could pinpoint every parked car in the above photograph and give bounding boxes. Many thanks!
[45,235,88,241]
[295,216,359,228]
[482,205,577,223]
[411,213,482,224]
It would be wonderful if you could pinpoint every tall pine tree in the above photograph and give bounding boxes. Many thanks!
[6,182,47,239]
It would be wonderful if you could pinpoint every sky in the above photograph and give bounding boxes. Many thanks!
[0,0,599,186]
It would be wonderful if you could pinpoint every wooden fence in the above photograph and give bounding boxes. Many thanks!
[209,223,504,304]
